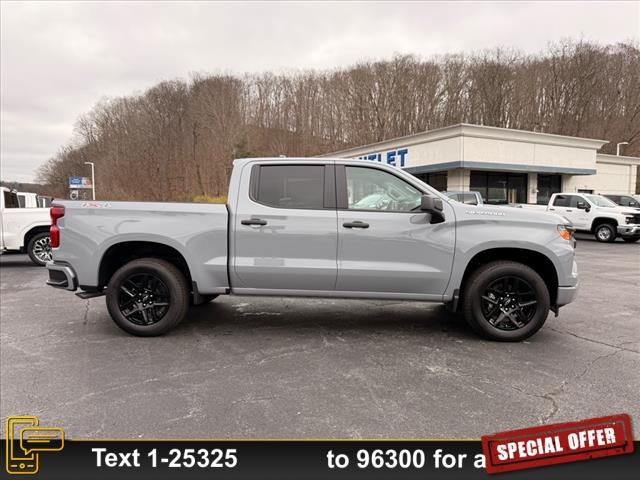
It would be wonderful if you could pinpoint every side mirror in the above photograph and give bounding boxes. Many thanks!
[421,195,443,212]
[576,201,587,210]
[421,195,445,222]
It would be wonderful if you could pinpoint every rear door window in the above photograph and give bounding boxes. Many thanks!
[3,191,20,208]
[553,195,572,207]
[254,165,326,209]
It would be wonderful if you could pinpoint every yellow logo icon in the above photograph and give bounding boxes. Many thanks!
[6,416,64,475]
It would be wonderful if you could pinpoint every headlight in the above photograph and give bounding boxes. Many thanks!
[557,224,574,241]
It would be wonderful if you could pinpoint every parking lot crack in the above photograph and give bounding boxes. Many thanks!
[474,376,564,426]
[575,349,622,380]
[82,300,90,325]
[539,380,566,425]
[547,327,639,354]
[538,348,622,425]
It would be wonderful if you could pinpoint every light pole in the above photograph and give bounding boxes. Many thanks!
[84,162,96,200]
[616,142,629,156]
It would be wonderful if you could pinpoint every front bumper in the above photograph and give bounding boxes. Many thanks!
[46,261,78,291]
[617,224,640,237]
[556,284,578,307]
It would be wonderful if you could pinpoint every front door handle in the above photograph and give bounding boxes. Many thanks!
[241,218,267,226]
[566,209,573,212]
[343,221,369,229]
[548,208,555,211]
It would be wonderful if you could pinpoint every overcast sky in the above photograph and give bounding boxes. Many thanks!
[1,1,639,182]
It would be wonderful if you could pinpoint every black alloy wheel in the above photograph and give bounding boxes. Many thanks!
[480,276,537,331]
[117,273,170,326]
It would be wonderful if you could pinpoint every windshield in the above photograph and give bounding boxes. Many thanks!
[585,195,618,207]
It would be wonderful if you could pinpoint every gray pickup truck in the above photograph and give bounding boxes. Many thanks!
[47,158,578,341]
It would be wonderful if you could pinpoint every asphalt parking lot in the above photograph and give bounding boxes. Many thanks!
[1,235,639,439]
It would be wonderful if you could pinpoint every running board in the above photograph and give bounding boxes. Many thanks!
[75,291,105,299]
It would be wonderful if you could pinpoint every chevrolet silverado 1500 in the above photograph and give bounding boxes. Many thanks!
[46,158,579,341]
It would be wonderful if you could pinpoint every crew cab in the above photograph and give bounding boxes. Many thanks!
[1,187,52,265]
[541,193,640,243]
[46,158,579,341]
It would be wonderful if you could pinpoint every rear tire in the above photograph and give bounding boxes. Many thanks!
[27,232,51,266]
[594,223,616,243]
[462,261,550,341]
[106,258,189,336]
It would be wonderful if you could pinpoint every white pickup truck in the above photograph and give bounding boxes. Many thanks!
[1,187,52,265]
[521,193,640,243]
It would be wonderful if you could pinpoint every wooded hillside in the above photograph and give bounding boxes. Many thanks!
[37,40,640,200]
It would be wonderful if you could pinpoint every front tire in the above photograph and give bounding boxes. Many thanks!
[106,258,189,336]
[594,223,616,243]
[462,261,550,341]
[27,232,51,266]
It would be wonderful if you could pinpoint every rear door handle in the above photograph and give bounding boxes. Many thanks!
[241,218,267,226]
[343,221,369,229]
[566,209,573,212]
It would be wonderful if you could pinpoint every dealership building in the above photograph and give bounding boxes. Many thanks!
[320,123,639,205]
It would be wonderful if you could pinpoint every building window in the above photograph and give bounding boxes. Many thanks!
[537,174,562,205]
[412,172,447,192]
[470,171,528,205]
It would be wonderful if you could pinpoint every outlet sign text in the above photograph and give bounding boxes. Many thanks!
[354,148,408,167]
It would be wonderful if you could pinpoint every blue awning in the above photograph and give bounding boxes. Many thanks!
[403,161,596,175]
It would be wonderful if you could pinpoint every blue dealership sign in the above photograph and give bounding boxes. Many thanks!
[68,176,92,189]
[354,148,408,167]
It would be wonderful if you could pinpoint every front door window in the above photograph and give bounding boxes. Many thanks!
[346,166,422,212]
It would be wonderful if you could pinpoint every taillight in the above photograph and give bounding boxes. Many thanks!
[50,205,65,248]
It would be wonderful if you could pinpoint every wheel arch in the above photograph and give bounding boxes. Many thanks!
[591,217,618,232]
[459,248,559,308]
[23,226,50,251]
[98,241,192,291]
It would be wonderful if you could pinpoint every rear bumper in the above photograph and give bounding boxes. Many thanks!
[617,224,640,237]
[556,284,578,307]
[46,261,78,291]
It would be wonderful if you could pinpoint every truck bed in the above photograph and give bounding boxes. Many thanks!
[53,200,229,293]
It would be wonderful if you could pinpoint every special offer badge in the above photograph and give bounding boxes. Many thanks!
[482,413,633,474]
